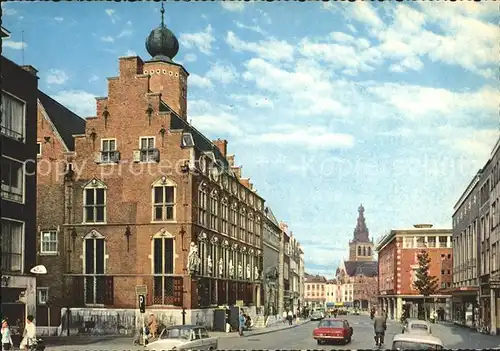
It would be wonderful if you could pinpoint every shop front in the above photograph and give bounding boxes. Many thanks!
[449,286,479,327]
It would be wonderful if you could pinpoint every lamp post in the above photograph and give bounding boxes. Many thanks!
[27,265,48,322]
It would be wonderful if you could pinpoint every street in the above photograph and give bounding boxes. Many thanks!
[43,315,500,350]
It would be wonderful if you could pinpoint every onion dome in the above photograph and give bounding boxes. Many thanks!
[145,4,179,62]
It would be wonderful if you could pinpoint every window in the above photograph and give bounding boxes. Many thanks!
[84,234,110,305]
[198,184,208,226]
[140,137,157,162]
[1,219,23,272]
[153,237,178,305]
[358,246,362,255]
[37,142,42,157]
[221,199,229,235]
[153,185,175,221]
[230,204,238,238]
[83,181,106,223]
[181,133,194,147]
[209,191,218,231]
[1,157,24,202]
[239,209,246,241]
[40,230,57,254]
[247,214,254,245]
[404,237,414,248]
[37,288,48,304]
[255,216,261,236]
[100,139,118,163]
[1,92,25,141]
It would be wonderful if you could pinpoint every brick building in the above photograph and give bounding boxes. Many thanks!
[375,224,453,321]
[304,273,326,309]
[1,25,39,327]
[35,13,264,333]
[452,136,500,334]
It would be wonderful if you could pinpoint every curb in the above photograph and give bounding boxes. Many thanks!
[231,320,311,338]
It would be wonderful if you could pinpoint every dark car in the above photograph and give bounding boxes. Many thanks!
[312,318,353,345]
[310,311,324,321]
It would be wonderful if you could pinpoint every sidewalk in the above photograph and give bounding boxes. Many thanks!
[212,319,311,339]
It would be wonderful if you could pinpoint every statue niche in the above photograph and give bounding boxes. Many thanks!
[263,265,279,316]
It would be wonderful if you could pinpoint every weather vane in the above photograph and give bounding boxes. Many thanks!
[160,1,165,27]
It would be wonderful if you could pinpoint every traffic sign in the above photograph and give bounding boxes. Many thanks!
[138,294,146,313]
[135,285,147,295]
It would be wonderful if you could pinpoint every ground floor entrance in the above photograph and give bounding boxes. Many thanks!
[378,295,451,321]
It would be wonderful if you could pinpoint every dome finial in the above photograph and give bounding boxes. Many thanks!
[160,1,165,27]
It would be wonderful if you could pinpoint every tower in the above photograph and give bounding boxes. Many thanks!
[143,2,189,119]
[348,204,374,262]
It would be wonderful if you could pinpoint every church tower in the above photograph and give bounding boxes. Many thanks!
[348,204,374,262]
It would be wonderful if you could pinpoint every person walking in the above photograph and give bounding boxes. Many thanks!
[373,310,387,347]
[1,320,14,351]
[238,311,245,336]
[19,315,36,351]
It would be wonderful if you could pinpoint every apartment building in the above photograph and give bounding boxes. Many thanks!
[304,273,326,309]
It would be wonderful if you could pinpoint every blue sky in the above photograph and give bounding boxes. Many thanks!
[3,1,499,278]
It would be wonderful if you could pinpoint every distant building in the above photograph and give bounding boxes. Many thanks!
[1,25,39,325]
[304,273,327,309]
[376,224,453,320]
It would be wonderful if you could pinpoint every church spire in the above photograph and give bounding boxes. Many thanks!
[353,203,370,242]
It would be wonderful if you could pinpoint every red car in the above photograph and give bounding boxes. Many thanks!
[312,318,353,345]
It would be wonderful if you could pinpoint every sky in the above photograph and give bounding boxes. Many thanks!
[2,1,499,278]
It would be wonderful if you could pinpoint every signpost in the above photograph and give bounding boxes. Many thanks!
[136,285,147,346]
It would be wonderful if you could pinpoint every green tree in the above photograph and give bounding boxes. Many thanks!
[413,249,439,321]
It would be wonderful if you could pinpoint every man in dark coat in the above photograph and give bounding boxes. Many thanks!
[373,311,387,346]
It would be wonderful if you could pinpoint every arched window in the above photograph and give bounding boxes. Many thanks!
[363,247,366,256]
[209,190,218,231]
[151,229,178,305]
[221,198,229,235]
[357,246,362,256]
[198,182,208,226]
[368,247,371,256]
[152,176,177,222]
[247,213,254,245]
[83,178,107,224]
[82,230,112,305]
[239,208,246,242]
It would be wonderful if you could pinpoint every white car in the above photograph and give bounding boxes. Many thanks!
[146,325,218,351]
[403,319,432,335]
[392,333,443,350]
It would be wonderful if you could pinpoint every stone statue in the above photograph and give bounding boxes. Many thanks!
[254,266,260,281]
[237,262,243,279]
[264,265,279,282]
[218,258,224,276]
[246,263,251,280]
[229,260,234,277]
[263,265,279,316]
[207,255,213,275]
[187,242,201,274]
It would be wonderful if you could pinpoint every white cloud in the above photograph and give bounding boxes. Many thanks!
[105,9,118,23]
[389,56,424,72]
[230,94,273,109]
[220,2,245,12]
[46,69,69,85]
[54,17,64,21]
[189,74,213,89]
[124,49,136,56]
[2,41,27,50]
[184,53,197,62]
[88,74,99,83]
[234,21,266,36]
[206,62,238,84]
[126,20,132,26]
[189,100,243,136]
[51,90,96,117]
[101,36,114,43]
[179,25,214,55]
[1,3,16,15]
[347,2,384,29]
[117,29,132,38]
[226,31,294,62]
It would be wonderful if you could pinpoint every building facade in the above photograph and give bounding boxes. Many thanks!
[376,224,453,321]
[35,16,265,334]
[453,136,500,334]
[1,26,39,326]
[262,206,281,316]
[304,274,326,309]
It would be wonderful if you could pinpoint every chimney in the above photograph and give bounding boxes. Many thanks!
[227,155,235,167]
[240,178,250,188]
[231,166,242,179]
[20,65,38,77]
[213,139,228,158]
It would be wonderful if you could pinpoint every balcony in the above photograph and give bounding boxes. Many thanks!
[133,148,160,163]
[95,151,120,164]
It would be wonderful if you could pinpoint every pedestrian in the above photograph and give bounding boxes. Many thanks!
[19,315,36,351]
[238,311,245,336]
[1,319,14,351]
[282,310,287,323]
[373,310,386,347]
[287,310,293,325]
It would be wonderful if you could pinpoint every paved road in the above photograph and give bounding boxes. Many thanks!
[43,315,500,350]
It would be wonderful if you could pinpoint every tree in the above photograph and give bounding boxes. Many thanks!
[413,249,439,321]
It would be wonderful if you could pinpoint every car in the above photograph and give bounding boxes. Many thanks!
[146,325,218,351]
[310,311,324,321]
[391,333,443,350]
[352,309,360,315]
[402,319,432,335]
[312,318,353,345]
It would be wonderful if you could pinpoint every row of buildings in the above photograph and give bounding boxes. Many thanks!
[304,205,378,311]
[1,14,305,336]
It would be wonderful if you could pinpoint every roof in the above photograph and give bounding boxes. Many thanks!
[305,273,327,282]
[343,261,378,277]
[1,26,11,39]
[38,90,86,151]
[264,206,280,227]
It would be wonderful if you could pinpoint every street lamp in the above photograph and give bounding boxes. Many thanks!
[25,265,48,322]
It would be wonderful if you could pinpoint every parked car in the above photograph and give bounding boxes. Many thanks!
[352,309,360,315]
[310,311,324,321]
[312,318,353,345]
[146,325,218,351]
[391,333,443,350]
[402,319,432,335]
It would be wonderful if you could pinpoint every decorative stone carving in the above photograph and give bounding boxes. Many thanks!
[254,266,260,281]
[187,242,201,274]
[199,232,208,241]
[222,240,229,247]
[246,263,251,279]
[229,260,234,277]
[211,236,219,245]
[237,262,243,279]
[218,258,224,276]
[207,255,213,275]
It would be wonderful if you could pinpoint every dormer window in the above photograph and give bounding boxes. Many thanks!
[181,133,194,147]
